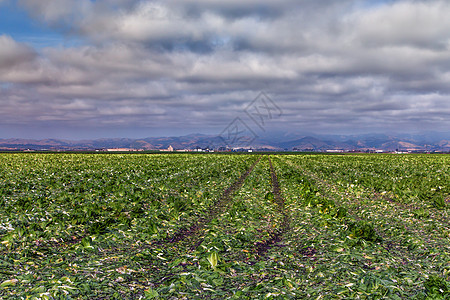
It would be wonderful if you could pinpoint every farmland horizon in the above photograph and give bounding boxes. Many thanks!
[1,130,450,152]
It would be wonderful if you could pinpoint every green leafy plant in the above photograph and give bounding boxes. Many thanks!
[334,206,347,219]
[265,192,275,202]
[413,208,430,219]
[424,275,449,298]
[348,221,382,243]
[79,236,94,251]
[432,194,446,210]
[207,251,219,270]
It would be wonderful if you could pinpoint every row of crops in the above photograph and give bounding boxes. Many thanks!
[272,155,450,298]
[0,153,449,299]
[0,153,257,298]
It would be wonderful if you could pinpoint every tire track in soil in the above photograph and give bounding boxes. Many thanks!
[94,156,261,292]
[254,156,290,257]
[149,156,263,289]
[163,155,263,247]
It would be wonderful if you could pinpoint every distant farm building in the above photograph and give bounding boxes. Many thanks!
[160,145,174,152]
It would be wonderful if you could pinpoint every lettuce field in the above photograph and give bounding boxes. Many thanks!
[0,153,449,299]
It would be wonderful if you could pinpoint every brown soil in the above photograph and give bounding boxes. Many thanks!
[254,156,290,256]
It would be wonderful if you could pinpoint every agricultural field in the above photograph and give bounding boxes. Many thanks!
[0,153,449,299]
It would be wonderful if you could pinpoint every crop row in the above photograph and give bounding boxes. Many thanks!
[289,154,449,208]
[142,155,290,298]
[272,154,450,298]
[0,153,257,298]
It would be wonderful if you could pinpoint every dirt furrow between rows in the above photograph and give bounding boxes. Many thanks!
[254,156,290,256]
[164,156,263,245]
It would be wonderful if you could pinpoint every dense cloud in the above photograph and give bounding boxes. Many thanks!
[0,35,36,69]
[1,0,450,138]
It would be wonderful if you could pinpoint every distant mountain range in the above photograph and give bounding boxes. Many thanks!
[0,133,449,152]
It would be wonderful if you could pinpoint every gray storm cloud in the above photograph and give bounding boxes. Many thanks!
[1,0,450,138]
[0,35,36,70]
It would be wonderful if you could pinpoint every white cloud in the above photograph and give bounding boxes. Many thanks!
[347,0,450,49]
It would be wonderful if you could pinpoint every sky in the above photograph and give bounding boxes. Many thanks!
[0,0,450,140]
